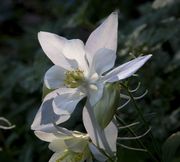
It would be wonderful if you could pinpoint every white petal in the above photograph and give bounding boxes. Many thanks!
[83,107,117,153]
[103,55,152,83]
[44,65,66,89]
[34,125,74,142]
[31,90,70,131]
[85,12,118,65]
[38,32,88,73]
[53,88,85,115]
[62,39,89,74]
[49,139,68,152]
[34,131,67,143]
[104,122,118,152]
[88,83,104,106]
[38,32,72,70]
[89,48,116,76]
[83,106,101,147]
[34,131,58,142]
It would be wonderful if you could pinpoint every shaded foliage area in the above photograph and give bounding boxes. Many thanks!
[0,0,179,161]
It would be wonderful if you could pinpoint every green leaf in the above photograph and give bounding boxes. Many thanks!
[162,132,180,162]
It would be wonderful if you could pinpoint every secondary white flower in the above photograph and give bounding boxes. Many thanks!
[35,128,92,162]
[34,126,110,162]
[31,12,152,130]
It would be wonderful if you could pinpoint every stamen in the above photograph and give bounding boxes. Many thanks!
[64,69,85,88]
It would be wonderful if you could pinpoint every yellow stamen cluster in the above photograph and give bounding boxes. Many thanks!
[64,69,85,88]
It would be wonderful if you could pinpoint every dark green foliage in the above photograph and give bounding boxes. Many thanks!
[162,132,180,162]
[0,0,180,161]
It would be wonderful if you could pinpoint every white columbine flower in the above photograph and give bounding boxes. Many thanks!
[35,127,92,162]
[31,12,152,130]
[34,125,114,162]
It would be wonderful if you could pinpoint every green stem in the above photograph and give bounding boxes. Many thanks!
[120,83,161,161]
[116,115,159,162]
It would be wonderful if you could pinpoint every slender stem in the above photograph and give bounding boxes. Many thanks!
[86,100,114,157]
[120,83,161,161]
[116,115,159,162]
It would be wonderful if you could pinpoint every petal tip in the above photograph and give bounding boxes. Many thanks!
[31,121,38,131]
[109,11,118,21]
[111,10,119,16]
[38,31,44,36]
[140,54,152,61]
[38,31,53,40]
[144,54,153,60]
[37,31,45,41]
[147,54,152,57]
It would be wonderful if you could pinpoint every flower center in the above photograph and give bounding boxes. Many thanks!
[64,69,85,88]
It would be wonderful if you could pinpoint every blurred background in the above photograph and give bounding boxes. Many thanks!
[0,0,180,161]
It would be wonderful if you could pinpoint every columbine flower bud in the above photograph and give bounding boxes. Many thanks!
[93,83,120,128]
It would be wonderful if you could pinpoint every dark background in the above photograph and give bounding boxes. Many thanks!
[0,0,180,161]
